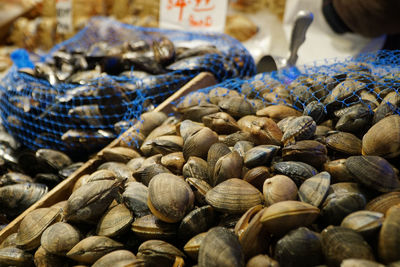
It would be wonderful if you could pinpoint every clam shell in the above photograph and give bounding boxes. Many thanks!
[320,191,366,226]
[281,116,316,145]
[135,111,167,136]
[205,178,263,214]
[290,85,314,109]
[96,204,133,237]
[86,170,117,183]
[315,125,332,137]
[198,227,244,267]
[246,254,279,267]
[202,112,241,134]
[40,222,81,255]
[16,207,62,250]
[366,192,400,215]
[126,157,145,172]
[118,130,145,149]
[183,127,218,160]
[207,143,231,182]
[72,174,90,192]
[133,163,171,186]
[282,140,328,169]
[218,96,256,118]
[212,151,243,186]
[183,157,209,181]
[234,205,269,259]
[321,226,375,267]
[92,250,136,267]
[160,152,185,175]
[329,182,366,196]
[298,171,331,207]
[326,132,362,155]
[233,141,254,158]
[256,105,302,122]
[373,93,400,125]
[221,131,257,146]
[341,210,384,238]
[186,177,212,205]
[387,260,400,267]
[131,214,177,241]
[346,156,400,192]
[378,205,400,263]
[277,116,297,133]
[178,205,215,243]
[260,200,319,236]
[238,115,282,145]
[65,180,120,224]
[36,148,72,172]
[178,120,204,142]
[137,240,185,267]
[123,182,150,217]
[0,183,48,218]
[98,162,133,182]
[341,259,384,267]
[145,123,177,142]
[34,246,67,267]
[303,101,327,124]
[323,159,355,183]
[50,200,68,213]
[181,102,220,122]
[323,80,365,108]
[141,135,183,156]
[184,232,207,261]
[244,145,279,168]
[243,166,270,192]
[335,105,372,134]
[275,227,323,267]
[263,175,298,206]
[0,247,33,267]
[140,154,162,168]
[208,87,240,105]
[0,172,33,186]
[272,161,318,186]
[0,233,17,249]
[178,92,209,109]
[362,115,400,158]
[148,173,194,223]
[66,236,124,264]
[100,146,141,163]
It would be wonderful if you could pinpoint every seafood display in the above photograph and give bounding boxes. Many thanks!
[0,17,255,153]
[1,61,400,266]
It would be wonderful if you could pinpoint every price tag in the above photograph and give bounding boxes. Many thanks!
[56,0,73,33]
[159,0,228,32]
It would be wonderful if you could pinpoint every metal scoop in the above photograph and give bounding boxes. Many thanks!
[256,10,314,73]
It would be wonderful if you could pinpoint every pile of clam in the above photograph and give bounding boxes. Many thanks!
[1,64,400,267]
[0,124,83,228]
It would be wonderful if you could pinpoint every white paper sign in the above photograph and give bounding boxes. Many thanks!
[56,0,73,33]
[159,0,228,33]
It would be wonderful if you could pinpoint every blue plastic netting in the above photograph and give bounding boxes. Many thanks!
[0,17,255,152]
[118,49,400,149]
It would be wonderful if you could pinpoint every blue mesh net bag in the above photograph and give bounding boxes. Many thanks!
[0,17,255,153]
[118,50,400,149]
